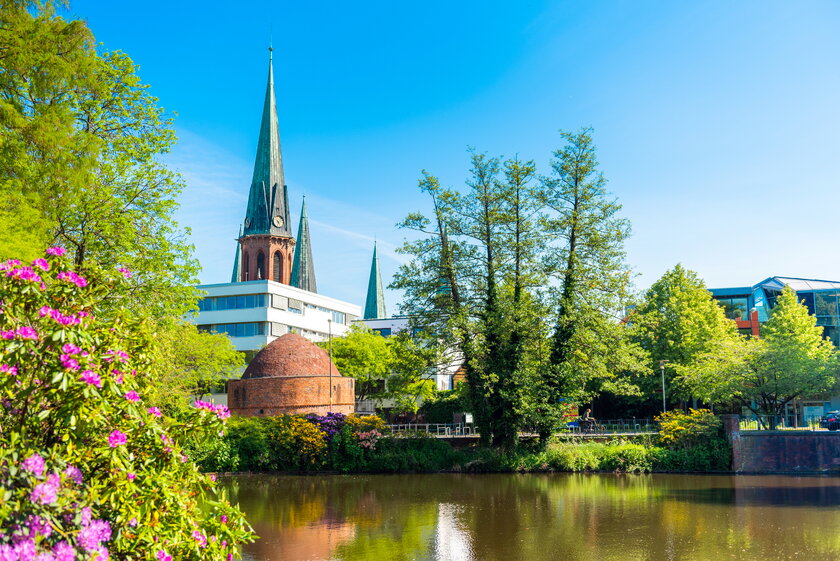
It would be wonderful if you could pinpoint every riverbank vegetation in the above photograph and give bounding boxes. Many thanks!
[194,409,730,475]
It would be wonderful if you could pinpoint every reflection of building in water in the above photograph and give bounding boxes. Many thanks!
[246,520,356,561]
[434,503,474,561]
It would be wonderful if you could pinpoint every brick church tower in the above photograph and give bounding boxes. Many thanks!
[233,47,295,284]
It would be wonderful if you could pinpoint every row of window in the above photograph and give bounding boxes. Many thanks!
[716,297,749,320]
[197,322,331,340]
[198,293,350,325]
[198,294,267,312]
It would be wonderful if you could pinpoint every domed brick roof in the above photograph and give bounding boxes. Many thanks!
[242,333,341,379]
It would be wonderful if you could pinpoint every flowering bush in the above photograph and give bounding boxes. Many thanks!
[357,430,382,450]
[265,415,327,471]
[656,408,722,449]
[303,411,346,441]
[345,413,387,434]
[0,250,253,559]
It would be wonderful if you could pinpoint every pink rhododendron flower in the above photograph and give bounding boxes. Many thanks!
[104,349,129,363]
[64,465,83,485]
[80,370,101,388]
[1,330,14,340]
[61,356,80,371]
[111,369,124,383]
[156,551,172,561]
[192,531,207,547]
[6,266,43,284]
[62,343,82,355]
[0,364,17,376]
[220,514,228,523]
[117,267,131,279]
[127,472,136,481]
[46,246,66,256]
[147,406,162,417]
[124,390,140,402]
[32,258,49,271]
[108,430,127,448]
[30,473,60,505]
[22,454,45,476]
[52,541,75,561]
[16,326,38,340]
[56,270,88,288]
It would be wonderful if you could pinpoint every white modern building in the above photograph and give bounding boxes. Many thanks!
[196,280,360,360]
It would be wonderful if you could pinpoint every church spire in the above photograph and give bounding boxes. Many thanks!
[243,47,292,237]
[290,198,316,293]
[363,242,387,319]
[230,224,243,282]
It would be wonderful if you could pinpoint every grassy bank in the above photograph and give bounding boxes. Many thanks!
[187,410,731,474]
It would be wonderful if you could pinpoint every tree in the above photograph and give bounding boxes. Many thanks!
[146,321,244,412]
[630,264,740,409]
[541,129,647,411]
[0,2,199,321]
[681,286,839,421]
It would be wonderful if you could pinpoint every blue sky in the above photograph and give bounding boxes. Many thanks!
[67,1,840,311]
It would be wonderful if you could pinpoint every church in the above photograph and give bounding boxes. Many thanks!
[192,49,362,361]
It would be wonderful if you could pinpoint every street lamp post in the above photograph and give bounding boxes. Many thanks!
[659,360,667,414]
[328,318,333,412]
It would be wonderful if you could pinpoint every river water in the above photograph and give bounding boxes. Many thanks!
[221,473,840,561]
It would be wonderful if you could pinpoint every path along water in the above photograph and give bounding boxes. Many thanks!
[221,473,840,561]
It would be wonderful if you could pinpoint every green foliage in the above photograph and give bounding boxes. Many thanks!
[0,250,252,558]
[394,131,643,449]
[264,416,327,471]
[680,286,839,417]
[147,320,244,413]
[543,129,646,407]
[656,408,722,449]
[419,388,469,423]
[322,325,436,411]
[631,265,740,403]
[0,1,199,321]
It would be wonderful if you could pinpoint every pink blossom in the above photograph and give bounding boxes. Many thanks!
[112,369,124,383]
[117,267,131,279]
[61,356,80,371]
[156,551,172,561]
[52,541,75,561]
[192,531,207,547]
[126,472,136,481]
[80,370,101,388]
[108,430,127,448]
[147,406,162,417]
[30,473,60,505]
[124,390,140,402]
[129,518,137,527]
[16,326,38,340]
[104,349,129,363]
[0,364,17,376]
[62,343,82,355]
[22,454,45,476]
[32,258,49,271]
[6,266,42,284]
[220,514,228,523]
[56,271,88,288]
[46,247,66,256]
[1,330,14,340]
[64,465,83,485]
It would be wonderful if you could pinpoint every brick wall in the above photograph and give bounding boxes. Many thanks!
[722,415,840,473]
[228,375,355,417]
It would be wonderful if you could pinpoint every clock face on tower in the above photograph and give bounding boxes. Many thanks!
[273,216,284,228]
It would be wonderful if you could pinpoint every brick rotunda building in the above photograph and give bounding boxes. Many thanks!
[228,333,355,416]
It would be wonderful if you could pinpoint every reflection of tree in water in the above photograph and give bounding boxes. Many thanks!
[223,473,840,561]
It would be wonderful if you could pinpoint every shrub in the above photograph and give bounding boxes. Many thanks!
[656,408,721,449]
[265,415,327,471]
[346,413,387,433]
[419,389,468,423]
[0,249,252,559]
[654,409,730,471]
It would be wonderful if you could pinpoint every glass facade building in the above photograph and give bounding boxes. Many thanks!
[710,277,840,345]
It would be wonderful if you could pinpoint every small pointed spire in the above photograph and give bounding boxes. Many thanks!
[290,198,317,293]
[230,224,243,283]
[364,242,387,319]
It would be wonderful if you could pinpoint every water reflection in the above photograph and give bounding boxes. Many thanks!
[222,473,840,561]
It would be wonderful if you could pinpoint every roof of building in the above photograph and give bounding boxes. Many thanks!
[290,198,317,293]
[242,333,341,379]
[363,242,387,319]
[758,276,840,292]
[243,48,292,238]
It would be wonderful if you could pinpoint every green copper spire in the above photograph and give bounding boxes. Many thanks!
[363,242,387,319]
[290,198,316,293]
[243,47,292,237]
[230,224,243,283]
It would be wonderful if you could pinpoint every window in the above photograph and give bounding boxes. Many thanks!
[815,292,838,317]
[331,311,345,324]
[373,328,392,337]
[273,251,283,282]
[256,252,265,280]
[271,323,287,336]
[716,297,749,320]
[200,294,266,311]
[272,295,288,309]
[242,253,249,281]
[210,322,267,338]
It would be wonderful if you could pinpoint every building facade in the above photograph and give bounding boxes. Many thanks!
[710,276,840,422]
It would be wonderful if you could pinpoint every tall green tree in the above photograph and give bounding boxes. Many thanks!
[630,264,740,408]
[0,1,199,319]
[541,129,646,409]
[681,286,838,420]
